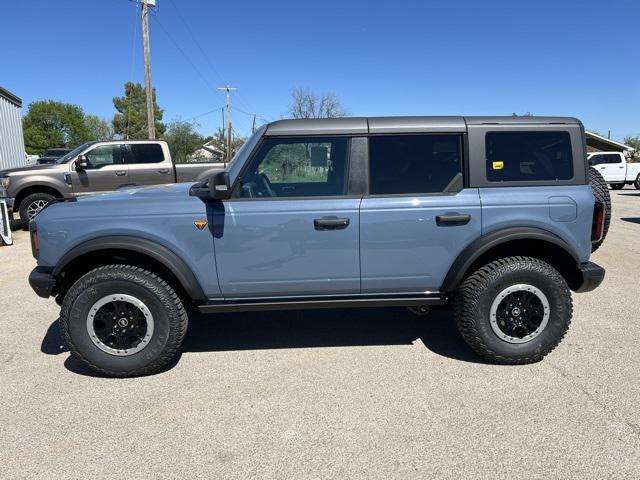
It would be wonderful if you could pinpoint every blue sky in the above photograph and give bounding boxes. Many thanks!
[2,0,638,141]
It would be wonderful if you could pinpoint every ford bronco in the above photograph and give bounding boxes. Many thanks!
[28,116,609,377]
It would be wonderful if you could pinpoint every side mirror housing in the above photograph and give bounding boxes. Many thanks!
[190,171,231,200]
[75,155,88,172]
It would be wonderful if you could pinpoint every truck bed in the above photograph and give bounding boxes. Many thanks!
[174,162,226,183]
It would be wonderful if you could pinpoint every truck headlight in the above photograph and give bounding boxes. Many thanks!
[0,177,9,197]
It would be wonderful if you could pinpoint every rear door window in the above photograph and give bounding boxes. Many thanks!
[485,131,573,182]
[126,144,165,164]
[368,135,462,194]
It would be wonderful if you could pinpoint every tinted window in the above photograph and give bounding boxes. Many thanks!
[486,131,573,182]
[84,145,123,169]
[369,135,462,194]
[127,144,164,164]
[237,137,348,198]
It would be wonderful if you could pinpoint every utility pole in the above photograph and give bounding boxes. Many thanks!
[218,85,237,162]
[141,0,156,139]
[251,114,257,133]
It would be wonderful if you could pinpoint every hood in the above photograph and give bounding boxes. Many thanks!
[0,164,61,176]
[76,182,194,203]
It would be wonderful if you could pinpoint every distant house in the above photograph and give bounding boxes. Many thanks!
[585,131,634,154]
[0,86,26,170]
[190,142,225,163]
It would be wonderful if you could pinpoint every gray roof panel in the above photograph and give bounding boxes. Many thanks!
[264,116,582,136]
[265,118,368,136]
[368,116,466,133]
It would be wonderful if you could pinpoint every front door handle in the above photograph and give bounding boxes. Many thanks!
[158,168,170,174]
[115,170,127,176]
[314,217,350,230]
[436,214,471,225]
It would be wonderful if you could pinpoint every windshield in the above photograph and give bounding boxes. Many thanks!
[56,142,95,164]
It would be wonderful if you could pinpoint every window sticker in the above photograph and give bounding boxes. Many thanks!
[492,161,504,170]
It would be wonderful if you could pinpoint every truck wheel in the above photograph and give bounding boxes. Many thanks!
[18,192,55,223]
[453,256,572,365]
[59,265,188,377]
[610,183,624,190]
[635,175,640,190]
[588,167,611,252]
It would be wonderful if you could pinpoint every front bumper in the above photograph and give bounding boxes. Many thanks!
[29,266,57,298]
[1,197,14,212]
[575,261,605,293]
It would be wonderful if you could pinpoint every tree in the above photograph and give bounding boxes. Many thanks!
[206,127,247,160]
[22,101,92,154]
[85,115,114,141]
[289,87,347,119]
[112,82,165,139]
[163,120,205,162]
[623,135,640,162]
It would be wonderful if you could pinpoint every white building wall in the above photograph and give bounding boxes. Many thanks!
[0,90,26,170]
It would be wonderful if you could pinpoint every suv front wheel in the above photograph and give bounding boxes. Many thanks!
[453,256,572,364]
[60,265,188,377]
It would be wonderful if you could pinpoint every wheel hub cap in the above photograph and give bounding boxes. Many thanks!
[489,284,550,344]
[87,294,154,356]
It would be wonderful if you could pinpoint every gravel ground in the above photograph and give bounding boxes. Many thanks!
[1,189,639,479]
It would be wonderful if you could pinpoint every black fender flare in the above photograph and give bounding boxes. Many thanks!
[52,236,206,300]
[440,227,579,292]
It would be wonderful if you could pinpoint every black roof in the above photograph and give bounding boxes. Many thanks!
[264,116,581,136]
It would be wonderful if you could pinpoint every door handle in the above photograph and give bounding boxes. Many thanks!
[436,214,471,225]
[314,217,350,230]
[115,170,127,176]
[158,168,170,174]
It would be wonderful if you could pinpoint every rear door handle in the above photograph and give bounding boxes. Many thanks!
[158,168,170,174]
[436,214,471,225]
[314,217,350,230]
[115,170,127,176]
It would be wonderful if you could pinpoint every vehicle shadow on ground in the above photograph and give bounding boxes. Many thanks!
[41,307,484,377]
[621,217,640,225]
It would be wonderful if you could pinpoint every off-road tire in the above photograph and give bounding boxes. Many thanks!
[9,218,25,231]
[18,192,55,224]
[453,256,572,365]
[588,166,611,252]
[59,265,188,377]
[610,183,624,190]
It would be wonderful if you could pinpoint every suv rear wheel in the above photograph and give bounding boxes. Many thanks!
[60,265,188,377]
[453,256,572,364]
[18,192,55,223]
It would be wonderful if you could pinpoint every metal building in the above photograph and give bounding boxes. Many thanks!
[0,86,26,170]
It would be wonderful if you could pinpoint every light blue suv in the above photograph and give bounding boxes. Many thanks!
[28,116,609,377]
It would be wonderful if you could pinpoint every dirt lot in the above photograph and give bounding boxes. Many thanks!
[1,189,639,479]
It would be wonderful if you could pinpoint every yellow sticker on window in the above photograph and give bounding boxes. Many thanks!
[492,161,504,170]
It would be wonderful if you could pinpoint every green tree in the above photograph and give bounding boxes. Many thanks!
[22,101,92,154]
[623,135,640,162]
[164,120,205,162]
[207,127,247,160]
[112,82,165,139]
[85,115,115,141]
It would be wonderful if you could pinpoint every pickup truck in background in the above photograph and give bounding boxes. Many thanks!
[0,140,225,226]
[588,151,640,190]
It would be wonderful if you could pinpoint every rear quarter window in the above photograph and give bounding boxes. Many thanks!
[486,131,573,182]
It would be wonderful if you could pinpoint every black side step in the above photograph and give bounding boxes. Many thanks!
[198,295,445,314]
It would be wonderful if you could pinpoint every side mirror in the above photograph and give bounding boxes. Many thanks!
[190,171,231,200]
[75,155,88,172]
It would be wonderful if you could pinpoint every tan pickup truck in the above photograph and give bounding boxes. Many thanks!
[0,140,225,226]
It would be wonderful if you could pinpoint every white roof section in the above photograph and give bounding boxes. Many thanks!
[585,131,634,152]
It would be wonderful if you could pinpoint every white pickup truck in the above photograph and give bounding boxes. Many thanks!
[588,151,640,190]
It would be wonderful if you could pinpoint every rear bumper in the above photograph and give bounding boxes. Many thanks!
[575,261,605,293]
[28,266,57,298]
